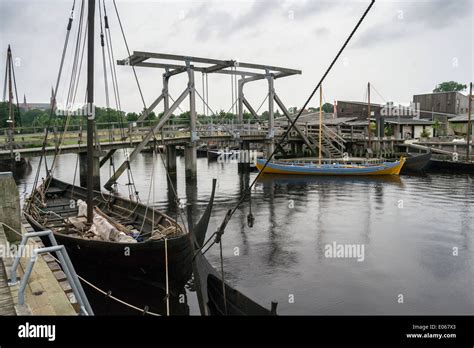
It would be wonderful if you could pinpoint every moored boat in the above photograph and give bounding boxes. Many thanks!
[256,157,406,176]
[401,152,432,173]
[25,177,196,289]
[191,179,277,316]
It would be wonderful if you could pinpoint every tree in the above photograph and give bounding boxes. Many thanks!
[288,107,298,115]
[126,112,139,121]
[420,128,431,138]
[321,103,334,113]
[433,81,467,93]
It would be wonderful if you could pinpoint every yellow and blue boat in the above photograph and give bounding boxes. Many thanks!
[256,157,406,176]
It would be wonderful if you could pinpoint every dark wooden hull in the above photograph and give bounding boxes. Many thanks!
[0,157,31,174]
[426,159,474,174]
[25,177,202,314]
[401,152,432,173]
[191,179,275,316]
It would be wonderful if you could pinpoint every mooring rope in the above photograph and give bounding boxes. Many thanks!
[1,222,161,316]
[216,0,376,234]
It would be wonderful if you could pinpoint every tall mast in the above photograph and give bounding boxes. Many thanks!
[319,84,322,165]
[7,45,14,161]
[367,82,371,154]
[87,0,95,223]
[467,82,472,162]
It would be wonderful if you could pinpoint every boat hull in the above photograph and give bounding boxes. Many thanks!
[426,159,474,174]
[191,179,274,316]
[256,158,406,176]
[25,177,195,309]
[401,152,431,173]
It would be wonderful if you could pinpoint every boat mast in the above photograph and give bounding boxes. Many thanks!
[367,81,371,154]
[87,0,95,223]
[467,82,472,162]
[319,84,322,165]
[7,45,14,161]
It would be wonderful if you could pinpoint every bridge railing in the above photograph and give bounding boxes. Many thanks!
[0,120,278,150]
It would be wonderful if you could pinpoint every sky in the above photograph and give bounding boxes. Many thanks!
[0,0,473,114]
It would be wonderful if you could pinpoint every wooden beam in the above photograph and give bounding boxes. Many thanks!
[274,93,317,155]
[104,87,189,191]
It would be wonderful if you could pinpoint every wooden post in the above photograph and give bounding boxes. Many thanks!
[367,82,371,154]
[467,82,472,162]
[319,84,323,165]
[165,237,170,316]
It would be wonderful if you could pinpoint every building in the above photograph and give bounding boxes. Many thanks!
[335,100,383,120]
[20,89,55,111]
[383,117,435,139]
[448,114,473,136]
[413,91,469,119]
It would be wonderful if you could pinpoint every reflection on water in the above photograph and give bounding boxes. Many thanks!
[13,152,474,315]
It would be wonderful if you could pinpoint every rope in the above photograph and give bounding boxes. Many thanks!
[255,93,269,115]
[45,0,86,191]
[2,51,7,102]
[29,0,76,211]
[371,83,387,103]
[1,221,162,316]
[212,0,376,237]
[219,240,227,315]
[10,52,23,127]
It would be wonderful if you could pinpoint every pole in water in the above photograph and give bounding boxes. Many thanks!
[367,81,371,155]
[319,84,323,165]
[467,82,472,162]
[165,237,170,316]
[86,0,96,224]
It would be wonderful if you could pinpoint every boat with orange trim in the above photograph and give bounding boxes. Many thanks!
[256,157,406,176]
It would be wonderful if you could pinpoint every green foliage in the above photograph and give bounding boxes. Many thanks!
[311,103,334,113]
[322,103,334,113]
[433,81,467,93]
[369,121,376,131]
[420,128,431,138]
[288,107,298,114]
[0,101,22,127]
[384,126,393,136]
[126,112,139,122]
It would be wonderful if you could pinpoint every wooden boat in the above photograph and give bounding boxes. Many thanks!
[401,152,432,173]
[256,157,406,176]
[25,177,206,289]
[0,157,31,174]
[191,179,277,316]
[426,158,474,174]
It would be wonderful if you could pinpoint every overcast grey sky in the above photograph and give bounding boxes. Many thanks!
[1,0,473,114]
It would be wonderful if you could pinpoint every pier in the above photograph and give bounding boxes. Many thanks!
[0,172,80,315]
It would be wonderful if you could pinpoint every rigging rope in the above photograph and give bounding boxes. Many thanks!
[211,0,376,245]
[2,222,162,316]
[10,53,23,127]
[28,0,77,211]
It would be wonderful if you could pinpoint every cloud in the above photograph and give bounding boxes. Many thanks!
[178,0,284,40]
[354,0,472,48]
[282,0,340,20]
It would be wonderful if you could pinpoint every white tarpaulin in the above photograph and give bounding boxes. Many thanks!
[76,200,137,243]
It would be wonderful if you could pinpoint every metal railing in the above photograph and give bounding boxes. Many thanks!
[8,230,94,316]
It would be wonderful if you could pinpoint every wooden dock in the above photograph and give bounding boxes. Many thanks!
[0,228,16,315]
[0,223,77,315]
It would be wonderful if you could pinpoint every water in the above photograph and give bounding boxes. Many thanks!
[14,152,474,315]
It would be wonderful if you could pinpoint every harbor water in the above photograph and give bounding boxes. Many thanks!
[15,152,474,315]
